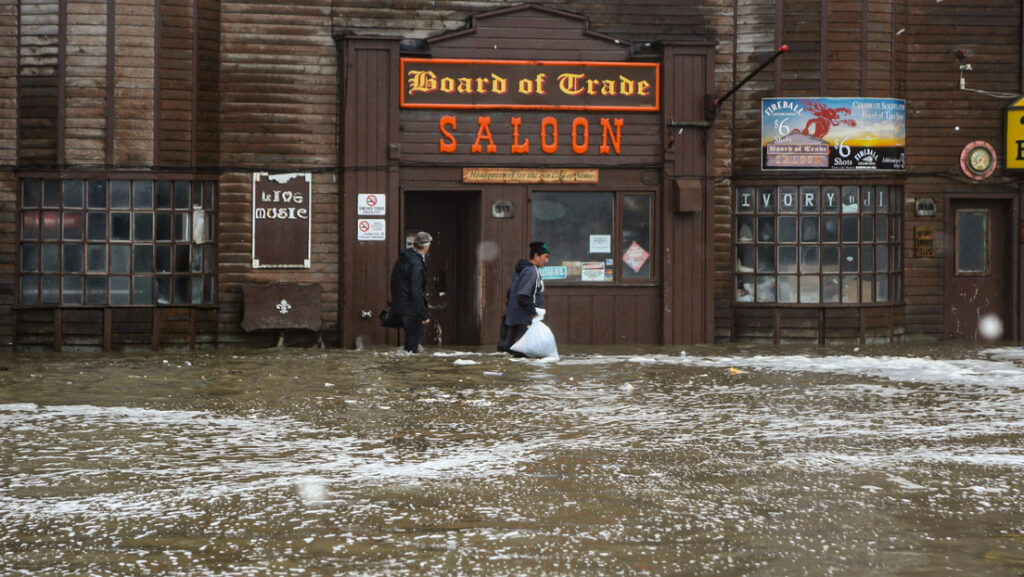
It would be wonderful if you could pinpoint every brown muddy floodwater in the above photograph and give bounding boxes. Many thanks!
[0,343,1022,576]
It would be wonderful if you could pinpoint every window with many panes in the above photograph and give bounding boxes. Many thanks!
[735,184,902,304]
[19,178,216,306]
[531,191,653,282]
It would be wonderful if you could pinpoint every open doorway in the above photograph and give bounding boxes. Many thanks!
[403,191,481,346]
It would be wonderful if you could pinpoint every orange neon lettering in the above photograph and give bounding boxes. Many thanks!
[571,117,589,154]
[541,117,558,154]
[471,116,497,154]
[439,116,457,153]
[510,117,530,154]
[599,118,623,155]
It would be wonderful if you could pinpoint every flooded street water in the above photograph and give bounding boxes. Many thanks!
[1,343,1022,576]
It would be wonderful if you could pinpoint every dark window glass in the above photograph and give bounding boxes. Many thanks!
[134,181,154,209]
[156,213,173,241]
[63,212,84,241]
[956,210,988,274]
[174,213,190,242]
[531,192,613,282]
[155,245,172,273]
[109,277,131,305]
[110,244,131,274]
[42,212,61,240]
[156,276,171,305]
[62,276,83,304]
[22,179,41,208]
[18,179,216,308]
[111,180,131,208]
[192,246,203,273]
[175,182,191,210]
[134,276,153,305]
[622,196,652,279]
[87,180,107,208]
[21,244,39,273]
[64,180,84,208]
[87,244,107,273]
[174,275,190,304]
[63,244,84,273]
[87,212,107,241]
[778,216,797,243]
[41,275,60,304]
[735,184,901,305]
[22,212,40,240]
[42,244,60,272]
[86,276,107,305]
[111,213,132,241]
[43,180,61,208]
[134,245,154,273]
[156,181,173,209]
[175,245,190,273]
[21,276,39,304]
[135,213,153,242]
[192,277,203,304]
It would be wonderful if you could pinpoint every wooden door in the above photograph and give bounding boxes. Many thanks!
[404,191,479,346]
[946,198,1013,340]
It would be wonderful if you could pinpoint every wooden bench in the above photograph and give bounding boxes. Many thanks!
[241,283,323,347]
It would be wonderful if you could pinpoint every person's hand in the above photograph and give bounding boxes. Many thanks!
[423,318,431,325]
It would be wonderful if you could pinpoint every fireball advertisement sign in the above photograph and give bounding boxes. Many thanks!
[762,98,905,171]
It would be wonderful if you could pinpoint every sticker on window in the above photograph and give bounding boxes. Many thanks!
[622,241,650,273]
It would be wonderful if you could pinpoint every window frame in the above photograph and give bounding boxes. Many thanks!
[529,187,658,285]
[17,175,217,308]
[734,182,903,306]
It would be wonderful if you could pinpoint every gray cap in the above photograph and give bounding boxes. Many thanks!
[413,231,432,247]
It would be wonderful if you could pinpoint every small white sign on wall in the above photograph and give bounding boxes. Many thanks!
[357,218,386,241]
[357,193,386,216]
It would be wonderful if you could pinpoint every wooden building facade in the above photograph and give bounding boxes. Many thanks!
[0,0,1022,350]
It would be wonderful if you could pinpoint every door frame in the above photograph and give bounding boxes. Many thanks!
[943,192,1019,341]
[399,188,482,346]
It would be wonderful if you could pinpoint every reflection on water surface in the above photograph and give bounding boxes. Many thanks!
[1,343,1022,576]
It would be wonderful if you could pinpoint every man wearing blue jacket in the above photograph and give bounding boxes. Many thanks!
[499,241,549,355]
[390,231,432,353]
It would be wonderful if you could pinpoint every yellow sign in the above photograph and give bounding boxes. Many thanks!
[462,167,599,184]
[1005,96,1024,169]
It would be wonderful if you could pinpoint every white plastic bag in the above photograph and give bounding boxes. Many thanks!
[510,308,559,360]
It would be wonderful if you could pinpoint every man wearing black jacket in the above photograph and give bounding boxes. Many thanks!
[499,241,549,355]
[389,231,432,353]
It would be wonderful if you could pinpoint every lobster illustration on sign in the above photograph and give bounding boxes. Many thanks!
[798,100,856,139]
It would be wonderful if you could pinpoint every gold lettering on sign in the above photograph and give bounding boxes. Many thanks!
[462,168,599,184]
[401,58,660,112]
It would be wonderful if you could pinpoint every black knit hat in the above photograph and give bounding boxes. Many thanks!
[529,241,550,258]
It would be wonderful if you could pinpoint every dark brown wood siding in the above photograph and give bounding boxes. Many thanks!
[901,0,1022,339]
[18,0,61,167]
[216,0,339,344]
[338,37,400,348]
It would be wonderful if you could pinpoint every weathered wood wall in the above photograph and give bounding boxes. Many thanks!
[3,0,1022,349]
[900,0,1021,339]
[214,0,339,345]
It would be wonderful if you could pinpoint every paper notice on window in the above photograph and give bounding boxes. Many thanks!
[581,262,606,282]
[590,234,611,253]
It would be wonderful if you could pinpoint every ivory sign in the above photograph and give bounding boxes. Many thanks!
[252,172,311,268]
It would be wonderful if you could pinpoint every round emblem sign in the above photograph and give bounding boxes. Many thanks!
[960,140,997,180]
